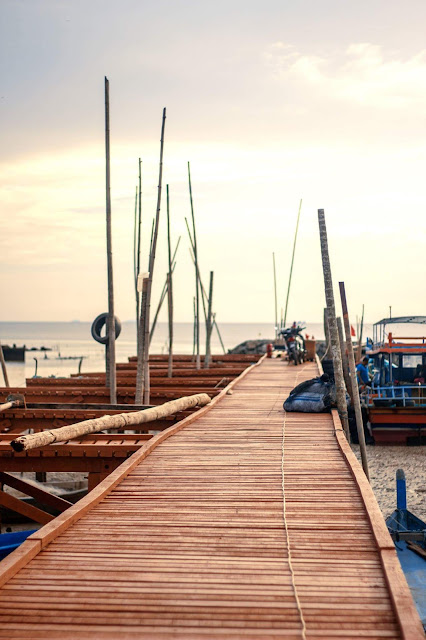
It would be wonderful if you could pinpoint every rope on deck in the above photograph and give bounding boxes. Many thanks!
[282,371,307,640]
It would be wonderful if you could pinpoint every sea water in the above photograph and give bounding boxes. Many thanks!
[0,321,331,387]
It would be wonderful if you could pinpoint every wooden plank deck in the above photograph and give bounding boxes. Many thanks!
[0,358,422,639]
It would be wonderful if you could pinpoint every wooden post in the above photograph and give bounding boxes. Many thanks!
[104,76,116,405]
[166,185,173,378]
[322,308,332,360]
[317,209,350,441]
[337,316,352,402]
[188,162,201,369]
[204,271,214,368]
[135,159,142,349]
[283,198,302,327]
[0,342,9,387]
[273,252,278,339]
[339,282,370,480]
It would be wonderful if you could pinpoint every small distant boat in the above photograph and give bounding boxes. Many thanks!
[364,316,426,444]
[1,345,25,362]
[386,470,426,630]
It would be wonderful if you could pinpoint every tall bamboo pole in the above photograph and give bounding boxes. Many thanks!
[283,198,302,328]
[204,271,214,368]
[188,246,226,354]
[166,184,173,378]
[136,159,143,348]
[0,342,10,387]
[317,209,350,441]
[104,76,116,404]
[192,296,196,357]
[188,162,200,369]
[273,252,278,339]
[357,304,365,362]
[149,237,181,345]
[339,282,370,480]
[133,185,139,339]
[138,108,166,405]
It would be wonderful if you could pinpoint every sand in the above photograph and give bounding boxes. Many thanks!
[351,444,426,521]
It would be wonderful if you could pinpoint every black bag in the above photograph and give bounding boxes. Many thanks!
[283,374,335,413]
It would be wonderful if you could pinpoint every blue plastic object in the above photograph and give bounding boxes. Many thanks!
[0,530,37,561]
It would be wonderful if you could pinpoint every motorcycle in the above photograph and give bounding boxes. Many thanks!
[280,325,306,365]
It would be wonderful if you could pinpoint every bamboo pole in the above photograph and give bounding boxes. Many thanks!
[0,395,24,413]
[11,393,212,452]
[188,162,201,369]
[192,296,197,358]
[357,304,365,362]
[166,185,173,378]
[283,198,302,328]
[133,183,138,295]
[149,237,181,345]
[139,108,166,405]
[204,271,214,368]
[135,159,142,349]
[317,209,350,441]
[0,342,10,387]
[186,226,225,353]
[104,76,116,405]
[273,252,278,339]
[339,282,370,480]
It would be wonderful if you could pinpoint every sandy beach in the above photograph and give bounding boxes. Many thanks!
[352,444,426,521]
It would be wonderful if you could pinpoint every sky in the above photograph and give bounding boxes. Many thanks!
[1,0,426,325]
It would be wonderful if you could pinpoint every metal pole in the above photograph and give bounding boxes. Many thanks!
[317,209,350,441]
[339,281,370,479]
[104,76,116,404]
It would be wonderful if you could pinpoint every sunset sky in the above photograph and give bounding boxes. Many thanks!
[1,0,426,324]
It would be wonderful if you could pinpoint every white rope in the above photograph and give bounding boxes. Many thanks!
[282,370,307,639]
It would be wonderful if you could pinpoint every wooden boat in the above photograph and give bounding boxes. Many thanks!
[386,470,426,630]
[364,316,426,444]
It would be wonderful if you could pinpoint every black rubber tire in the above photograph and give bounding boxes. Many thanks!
[91,313,122,345]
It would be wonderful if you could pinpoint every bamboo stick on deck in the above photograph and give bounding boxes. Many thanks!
[317,209,350,441]
[0,342,9,387]
[339,282,370,480]
[11,393,211,452]
[104,76,116,405]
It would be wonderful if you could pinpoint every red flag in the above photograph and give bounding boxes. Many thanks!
[350,325,356,337]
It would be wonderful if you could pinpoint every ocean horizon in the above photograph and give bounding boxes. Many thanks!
[0,320,332,387]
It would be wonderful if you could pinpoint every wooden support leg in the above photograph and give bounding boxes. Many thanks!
[87,472,109,492]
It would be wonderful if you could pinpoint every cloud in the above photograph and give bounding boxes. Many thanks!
[264,42,426,108]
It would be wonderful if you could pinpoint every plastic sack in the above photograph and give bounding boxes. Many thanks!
[283,374,335,413]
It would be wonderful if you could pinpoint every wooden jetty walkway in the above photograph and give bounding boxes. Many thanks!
[0,358,423,639]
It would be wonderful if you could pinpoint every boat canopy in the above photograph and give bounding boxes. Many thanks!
[374,316,426,326]
[372,316,426,349]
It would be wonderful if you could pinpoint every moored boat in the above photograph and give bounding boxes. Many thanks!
[364,316,426,444]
